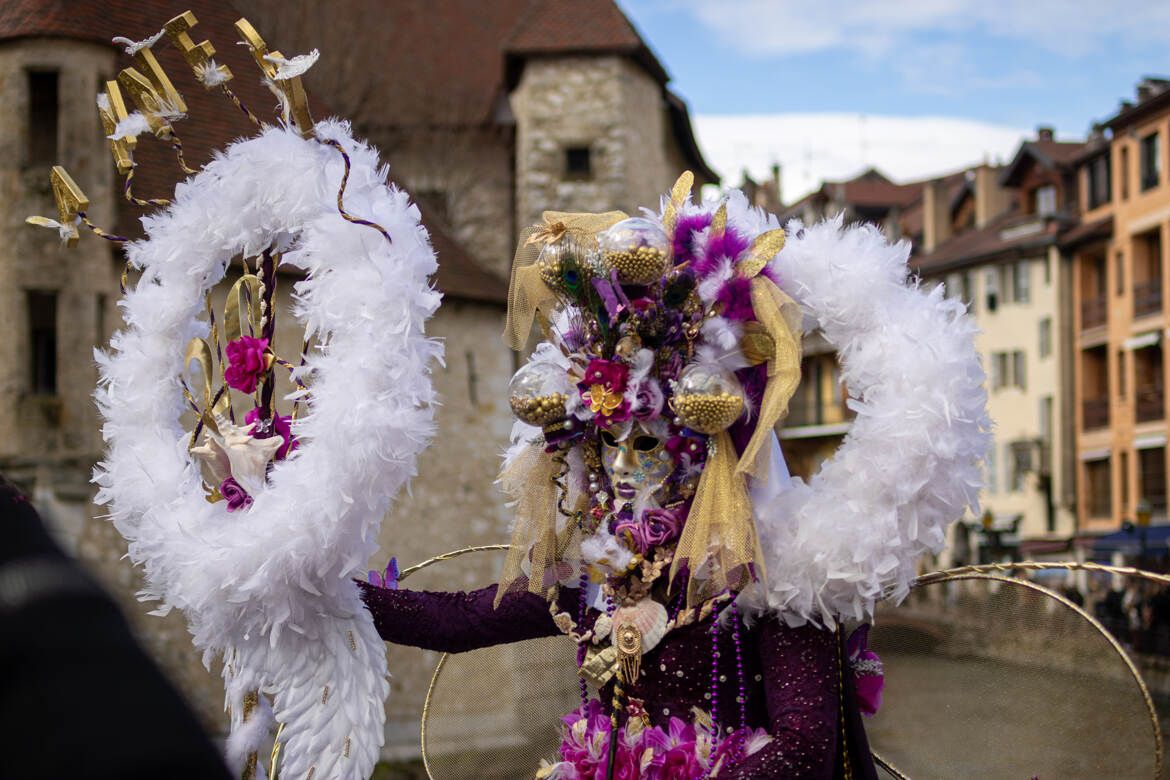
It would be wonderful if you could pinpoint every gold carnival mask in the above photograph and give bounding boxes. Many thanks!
[599,426,675,509]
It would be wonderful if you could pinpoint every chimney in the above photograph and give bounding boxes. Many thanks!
[1037,126,1054,142]
[771,163,782,207]
[923,178,952,252]
[974,164,1011,228]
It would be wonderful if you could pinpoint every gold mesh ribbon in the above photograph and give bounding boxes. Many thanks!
[503,210,628,351]
[670,431,764,608]
[496,442,567,606]
[736,276,802,482]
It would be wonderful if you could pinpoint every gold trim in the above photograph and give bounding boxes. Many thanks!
[398,544,511,581]
[902,570,1162,780]
[405,545,511,780]
[871,751,911,780]
[421,652,450,780]
[268,721,285,780]
[910,560,1170,589]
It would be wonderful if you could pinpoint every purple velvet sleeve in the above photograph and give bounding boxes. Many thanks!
[356,581,569,654]
[717,620,840,779]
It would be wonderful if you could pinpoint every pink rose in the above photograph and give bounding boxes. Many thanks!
[224,336,270,393]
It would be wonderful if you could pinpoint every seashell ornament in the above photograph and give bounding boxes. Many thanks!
[610,598,668,684]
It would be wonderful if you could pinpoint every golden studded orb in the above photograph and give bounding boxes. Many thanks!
[536,233,594,297]
[508,361,570,425]
[597,217,670,286]
[671,364,745,434]
[509,393,566,426]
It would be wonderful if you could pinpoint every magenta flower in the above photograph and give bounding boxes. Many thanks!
[847,625,885,717]
[244,408,298,460]
[583,359,629,390]
[224,336,270,394]
[220,477,252,512]
[614,520,651,554]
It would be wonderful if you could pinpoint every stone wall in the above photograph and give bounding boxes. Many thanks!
[512,56,680,230]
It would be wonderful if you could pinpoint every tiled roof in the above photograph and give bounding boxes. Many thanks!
[911,211,1060,275]
[1001,139,1087,185]
[1059,215,1113,251]
[6,0,506,302]
[505,0,668,84]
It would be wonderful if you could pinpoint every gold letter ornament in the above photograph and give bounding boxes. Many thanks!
[234,18,314,138]
[164,11,232,87]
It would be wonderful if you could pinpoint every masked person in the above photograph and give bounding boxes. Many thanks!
[359,176,984,779]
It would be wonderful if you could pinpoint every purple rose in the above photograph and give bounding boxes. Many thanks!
[244,408,298,460]
[632,378,665,421]
[642,507,684,548]
[614,520,651,555]
[224,336,270,394]
[220,477,252,512]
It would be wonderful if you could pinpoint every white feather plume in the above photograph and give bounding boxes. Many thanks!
[93,121,442,780]
[739,216,990,628]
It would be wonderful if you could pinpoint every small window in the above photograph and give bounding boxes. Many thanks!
[28,291,57,395]
[1116,250,1125,296]
[565,146,592,179]
[1013,350,1027,390]
[962,270,976,309]
[991,352,1008,390]
[1141,132,1161,191]
[26,70,59,168]
[1035,185,1057,216]
[1120,146,1130,201]
[1038,317,1051,358]
[1039,396,1053,441]
[1118,349,1127,398]
[1140,446,1167,512]
[984,268,999,312]
[987,444,998,494]
[1014,261,1030,303]
[1086,458,1112,517]
[1120,450,1129,513]
[1087,154,1111,209]
[1009,441,1032,492]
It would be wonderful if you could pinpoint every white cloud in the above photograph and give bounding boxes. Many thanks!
[694,113,1030,201]
[683,0,1170,60]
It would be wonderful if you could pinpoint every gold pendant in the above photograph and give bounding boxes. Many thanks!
[615,622,642,684]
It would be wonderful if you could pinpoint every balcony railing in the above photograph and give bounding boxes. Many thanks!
[1083,397,1110,430]
[1134,280,1164,318]
[1080,294,1107,329]
[1137,390,1166,422]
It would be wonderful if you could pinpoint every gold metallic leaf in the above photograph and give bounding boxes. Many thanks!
[738,229,786,278]
[185,337,216,409]
[740,322,776,365]
[671,170,694,206]
[42,166,88,248]
[224,274,263,348]
[709,203,727,238]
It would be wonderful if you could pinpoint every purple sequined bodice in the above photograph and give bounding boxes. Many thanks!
[357,581,875,779]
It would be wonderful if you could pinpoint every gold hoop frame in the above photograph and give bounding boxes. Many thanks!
[406,556,1165,779]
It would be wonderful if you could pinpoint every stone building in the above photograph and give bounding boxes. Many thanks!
[0,0,716,769]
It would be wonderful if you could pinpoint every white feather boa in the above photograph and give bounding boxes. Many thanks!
[740,216,991,627]
[93,120,442,780]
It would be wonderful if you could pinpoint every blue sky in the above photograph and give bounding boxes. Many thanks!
[619,0,1170,199]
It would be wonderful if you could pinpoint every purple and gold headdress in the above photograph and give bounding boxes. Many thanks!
[499,172,801,608]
